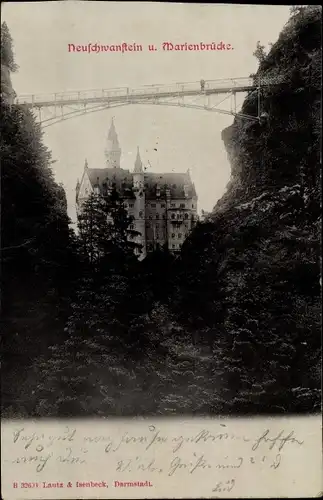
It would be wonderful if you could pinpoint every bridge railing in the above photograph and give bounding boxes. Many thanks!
[15,76,284,106]
[130,83,187,96]
[205,77,254,88]
[129,81,210,96]
[16,87,131,105]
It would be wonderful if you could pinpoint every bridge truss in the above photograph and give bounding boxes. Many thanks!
[15,77,280,128]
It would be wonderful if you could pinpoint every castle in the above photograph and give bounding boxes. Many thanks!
[75,119,198,259]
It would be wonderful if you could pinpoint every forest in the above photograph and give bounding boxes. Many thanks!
[1,5,321,417]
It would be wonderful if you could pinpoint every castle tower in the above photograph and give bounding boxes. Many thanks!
[105,118,121,168]
[133,147,146,259]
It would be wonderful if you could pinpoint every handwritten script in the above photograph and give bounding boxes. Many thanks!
[2,417,321,498]
[6,423,304,484]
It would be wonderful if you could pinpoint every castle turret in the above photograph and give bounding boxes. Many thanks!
[105,118,121,168]
[132,147,146,259]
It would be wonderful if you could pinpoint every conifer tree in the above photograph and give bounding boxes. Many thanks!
[1,22,18,72]
[253,41,267,63]
[77,189,142,268]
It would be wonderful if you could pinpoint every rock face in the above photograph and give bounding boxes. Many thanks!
[176,6,321,413]
[219,5,321,210]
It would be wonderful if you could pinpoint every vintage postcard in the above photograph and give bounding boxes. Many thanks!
[1,1,322,498]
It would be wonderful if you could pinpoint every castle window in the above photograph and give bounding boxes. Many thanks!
[178,233,182,239]
[192,204,194,208]
[124,203,128,208]
[171,203,176,208]
[129,203,134,208]
[180,203,185,208]
[171,214,175,219]
[184,213,189,219]
[139,211,144,218]
[139,191,143,197]
[172,244,176,248]
[171,233,175,238]
[161,203,165,208]
[130,224,135,230]
[151,203,156,208]
[156,213,159,219]
[149,215,153,220]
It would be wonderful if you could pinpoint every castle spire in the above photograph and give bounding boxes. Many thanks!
[84,158,88,169]
[105,117,121,168]
[134,146,143,173]
[107,117,119,146]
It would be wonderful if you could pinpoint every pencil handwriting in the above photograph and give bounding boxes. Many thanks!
[8,423,304,480]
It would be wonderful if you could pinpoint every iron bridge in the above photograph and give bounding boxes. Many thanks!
[15,77,282,128]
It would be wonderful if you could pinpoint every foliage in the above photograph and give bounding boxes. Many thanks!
[1,30,79,410]
[2,7,321,417]
[172,5,321,413]
[1,21,18,72]
[253,41,267,63]
[289,5,307,17]
[77,190,142,267]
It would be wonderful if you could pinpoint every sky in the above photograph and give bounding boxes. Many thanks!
[2,2,291,223]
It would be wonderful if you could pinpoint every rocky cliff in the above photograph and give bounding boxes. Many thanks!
[219,5,321,210]
[175,5,321,413]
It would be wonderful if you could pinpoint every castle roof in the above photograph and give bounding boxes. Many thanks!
[144,172,196,199]
[86,167,196,199]
[82,120,196,200]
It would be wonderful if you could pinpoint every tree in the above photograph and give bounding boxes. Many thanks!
[1,22,18,72]
[253,41,267,63]
[77,189,142,268]
[1,23,77,414]
[289,6,307,16]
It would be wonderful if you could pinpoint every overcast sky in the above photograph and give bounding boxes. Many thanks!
[2,2,291,223]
